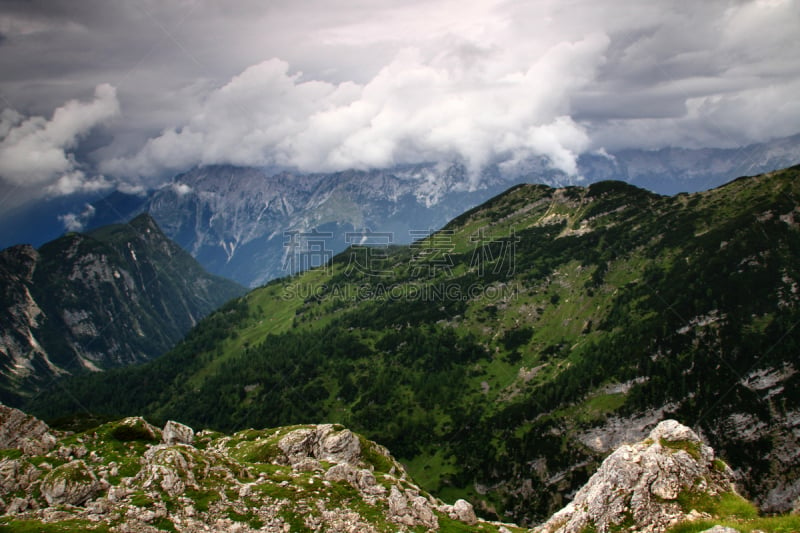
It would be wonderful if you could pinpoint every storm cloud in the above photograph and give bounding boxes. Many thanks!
[0,84,118,187]
[1,0,799,195]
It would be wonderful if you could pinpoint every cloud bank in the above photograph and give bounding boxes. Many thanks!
[0,0,798,196]
[105,32,607,180]
[0,84,118,193]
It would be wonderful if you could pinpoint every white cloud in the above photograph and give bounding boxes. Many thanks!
[2,0,799,194]
[106,31,609,181]
[0,84,119,187]
[46,170,114,196]
[58,203,96,232]
[172,182,193,196]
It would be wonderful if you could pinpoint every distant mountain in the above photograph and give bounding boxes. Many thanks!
[575,132,800,194]
[2,135,797,287]
[31,165,800,525]
[79,134,800,287]
[139,163,517,287]
[0,214,245,404]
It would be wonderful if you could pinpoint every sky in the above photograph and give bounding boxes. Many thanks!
[0,0,799,207]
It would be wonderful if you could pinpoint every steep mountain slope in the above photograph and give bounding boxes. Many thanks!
[17,134,796,288]
[29,166,800,525]
[0,214,245,404]
[135,137,800,287]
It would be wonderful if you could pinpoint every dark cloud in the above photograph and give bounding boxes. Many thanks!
[0,0,798,197]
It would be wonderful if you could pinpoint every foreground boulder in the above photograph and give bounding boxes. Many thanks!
[0,411,520,532]
[0,403,56,455]
[40,460,100,505]
[162,419,194,445]
[535,420,738,533]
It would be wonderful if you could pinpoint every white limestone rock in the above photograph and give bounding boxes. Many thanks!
[0,403,57,455]
[162,420,194,446]
[535,420,736,533]
[449,499,478,525]
[40,460,100,506]
[387,485,438,529]
[278,424,361,466]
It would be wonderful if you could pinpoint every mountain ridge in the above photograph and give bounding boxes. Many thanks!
[0,214,246,404]
[2,134,798,287]
[27,166,800,524]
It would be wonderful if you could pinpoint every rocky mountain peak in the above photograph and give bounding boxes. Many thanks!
[0,215,245,402]
[535,420,737,533]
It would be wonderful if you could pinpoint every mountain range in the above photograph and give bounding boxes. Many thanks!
[28,165,800,525]
[2,134,799,288]
[0,214,245,404]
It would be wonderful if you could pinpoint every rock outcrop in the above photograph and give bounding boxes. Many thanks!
[162,420,194,445]
[0,403,56,455]
[535,420,737,533]
[2,410,788,533]
[277,424,361,466]
[40,460,101,506]
[0,411,509,532]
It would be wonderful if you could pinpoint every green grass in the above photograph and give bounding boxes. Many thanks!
[108,417,160,442]
[358,435,398,474]
[183,489,221,513]
[554,392,628,424]
[152,517,177,532]
[402,448,459,493]
[660,439,703,461]
[129,491,155,508]
[435,512,528,532]
[676,490,758,520]
[0,519,111,532]
[0,448,23,460]
[668,514,800,533]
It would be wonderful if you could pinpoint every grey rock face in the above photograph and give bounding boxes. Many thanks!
[387,485,439,529]
[0,409,500,531]
[162,420,194,445]
[448,499,478,525]
[40,460,100,506]
[0,216,245,402]
[0,458,41,501]
[278,424,361,466]
[535,420,736,533]
[0,403,57,455]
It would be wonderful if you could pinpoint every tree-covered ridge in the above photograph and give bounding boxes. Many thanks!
[29,166,800,525]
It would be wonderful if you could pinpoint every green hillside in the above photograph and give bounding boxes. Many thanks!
[28,167,800,525]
